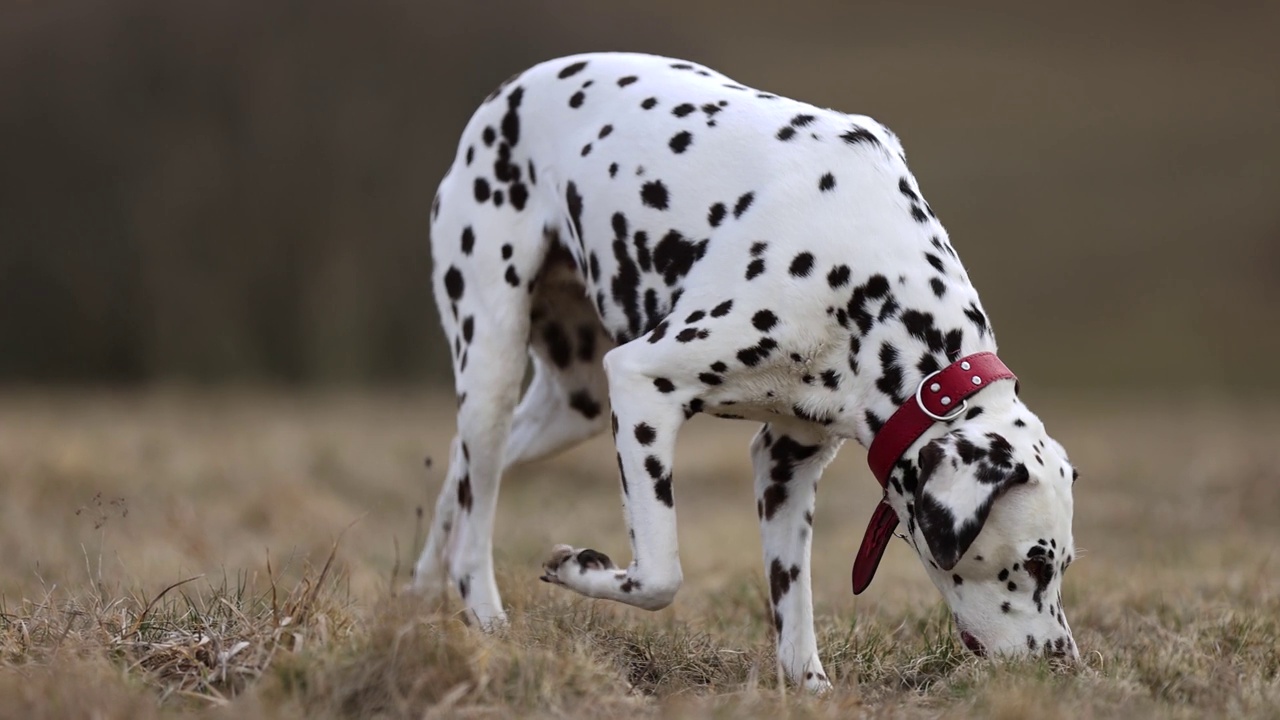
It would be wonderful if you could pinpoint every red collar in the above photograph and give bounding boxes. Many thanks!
[851,352,1017,594]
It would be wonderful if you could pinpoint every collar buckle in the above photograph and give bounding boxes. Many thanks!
[914,369,968,422]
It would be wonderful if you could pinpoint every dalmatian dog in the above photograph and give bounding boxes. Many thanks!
[412,52,1079,692]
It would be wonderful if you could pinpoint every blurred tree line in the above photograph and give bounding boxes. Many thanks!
[1,0,1277,392]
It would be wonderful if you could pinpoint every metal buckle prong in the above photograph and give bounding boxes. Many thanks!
[915,370,967,422]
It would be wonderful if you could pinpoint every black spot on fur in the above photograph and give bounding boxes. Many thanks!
[753,310,778,331]
[707,203,727,227]
[736,336,778,367]
[501,87,523,146]
[652,230,708,286]
[818,173,836,192]
[456,473,473,512]
[769,559,801,604]
[641,181,670,210]
[654,474,673,507]
[711,300,733,317]
[566,182,585,240]
[847,273,892,335]
[509,183,528,211]
[669,131,693,153]
[876,343,905,404]
[558,61,588,79]
[617,75,638,87]
[541,323,572,368]
[930,277,946,298]
[575,548,613,572]
[964,302,990,337]
[733,192,755,218]
[789,253,814,277]
[840,127,879,146]
[761,486,788,518]
[644,455,667,481]
[568,390,601,419]
[653,378,675,393]
[444,267,465,301]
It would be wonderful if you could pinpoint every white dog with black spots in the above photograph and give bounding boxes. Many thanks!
[412,52,1079,692]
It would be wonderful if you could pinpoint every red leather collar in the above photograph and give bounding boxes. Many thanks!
[851,352,1017,594]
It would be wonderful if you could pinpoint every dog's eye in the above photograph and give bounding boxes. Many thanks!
[1071,467,1079,484]
[1024,556,1054,585]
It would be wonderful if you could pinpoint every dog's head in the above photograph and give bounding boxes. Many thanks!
[890,405,1078,660]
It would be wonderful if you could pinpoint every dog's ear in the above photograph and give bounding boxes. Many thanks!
[913,432,1030,571]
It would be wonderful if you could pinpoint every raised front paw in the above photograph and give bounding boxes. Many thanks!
[539,544,616,585]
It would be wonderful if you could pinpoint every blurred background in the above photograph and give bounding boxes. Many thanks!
[2,0,1277,394]
[2,12,1280,712]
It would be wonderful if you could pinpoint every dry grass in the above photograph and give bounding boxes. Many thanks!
[1,388,1279,718]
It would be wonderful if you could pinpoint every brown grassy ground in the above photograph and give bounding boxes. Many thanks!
[1,389,1278,718]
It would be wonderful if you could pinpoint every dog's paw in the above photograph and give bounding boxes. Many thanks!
[540,544,616,585]
[540,544,575,585]
[803,672,833,694]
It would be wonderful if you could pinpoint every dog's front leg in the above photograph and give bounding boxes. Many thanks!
[540,341,689,610]
[751,421,842,692]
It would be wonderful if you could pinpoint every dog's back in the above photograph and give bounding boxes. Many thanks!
[431,53,968,356]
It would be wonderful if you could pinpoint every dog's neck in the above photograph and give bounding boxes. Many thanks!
[885,380,1031,497]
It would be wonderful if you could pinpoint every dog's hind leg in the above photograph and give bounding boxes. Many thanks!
[411,175,547,628]
[503,268,613,469]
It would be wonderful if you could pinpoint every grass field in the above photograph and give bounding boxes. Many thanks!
[1,389,1278,718]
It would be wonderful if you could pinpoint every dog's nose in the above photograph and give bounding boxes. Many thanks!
[959,630,986,657]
